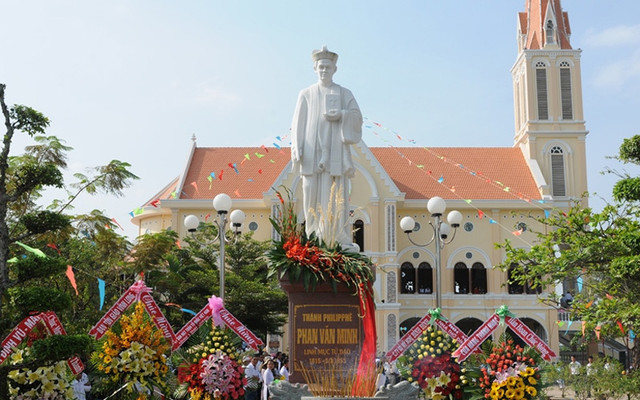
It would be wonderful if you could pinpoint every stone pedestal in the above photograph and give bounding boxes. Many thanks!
[280,276,365,390]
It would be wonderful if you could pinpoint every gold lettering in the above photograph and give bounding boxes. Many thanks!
[337,328,358,344]
[297,328,318,345]
[322,313,353,322]
[302,313,323,322]
[319,328,336,344]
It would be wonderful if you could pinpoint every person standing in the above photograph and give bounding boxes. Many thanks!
[261,358,277,400]
[291,45,362,247]
[586,356,594,397]
[279,357,289,382]
[244,354,262,400]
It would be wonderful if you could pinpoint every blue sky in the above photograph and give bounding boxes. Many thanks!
[2,1,640,239]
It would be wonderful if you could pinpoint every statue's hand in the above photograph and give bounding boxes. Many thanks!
[324,109,342,122]
[345,167,355,178]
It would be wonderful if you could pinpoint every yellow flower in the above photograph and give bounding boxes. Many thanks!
[528,376,537,385]
[42,380,55,393]
[524,367,535,376]
[506,388,516,399]
[437,371,451,386]
[507,376,517,387]
[426,377,438,389]
[27,371,41,383]
[526,386,537,396]
[514,388,525,399]
[130,341,143,352]
[10,350,23,364]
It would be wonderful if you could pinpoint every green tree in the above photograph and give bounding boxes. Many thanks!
[0,84,138,396]
[498,135,640,370]
[141,223,288,341]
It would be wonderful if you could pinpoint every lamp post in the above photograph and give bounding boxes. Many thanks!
[399,196,462,309]
[184,193,246,302]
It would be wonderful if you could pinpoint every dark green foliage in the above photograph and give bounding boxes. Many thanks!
[12,255,67,283]
[10,286,71,315]
[30,334,94,362]
[14,162,63,192]
[618,135,640,163]
[613,176,640,202]
[20,210,70,234]
[9,104,49,136]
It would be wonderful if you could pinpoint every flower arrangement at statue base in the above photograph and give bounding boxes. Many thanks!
[465,336,543,400]
[267,187,375,315]
[6,347,74,399]
[397,324,468,400]
[90,301,171,399]
[175,324,246,400]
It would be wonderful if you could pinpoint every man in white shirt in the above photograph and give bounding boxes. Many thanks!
[244,354,262,400]
[569,355,581,375]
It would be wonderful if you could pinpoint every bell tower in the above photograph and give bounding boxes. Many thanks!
[512,0,588,201]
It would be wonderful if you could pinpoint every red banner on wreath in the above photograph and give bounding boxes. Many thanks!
[453,314,500,362]
[89,280,176,346]
[386,313,432,363]
[172,296,264,351]
[0,315,42,364]
[219,308,264,351]
[386,310,475,363]
[0,312,84,374]
[140,292,177,344]
[88,283,139,339]
[505,316,556,361]
[172,304,212,351]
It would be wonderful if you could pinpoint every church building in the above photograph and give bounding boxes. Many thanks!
[132,0,588,356]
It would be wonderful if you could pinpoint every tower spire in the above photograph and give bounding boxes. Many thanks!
[518,0,572,51]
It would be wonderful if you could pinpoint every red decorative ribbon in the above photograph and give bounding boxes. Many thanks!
[351,287,377,397]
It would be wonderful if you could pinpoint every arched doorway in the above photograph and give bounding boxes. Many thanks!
[399,317,421,337]
[455,317,484,336]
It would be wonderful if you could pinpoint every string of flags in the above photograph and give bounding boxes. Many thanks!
[126,117,569,246]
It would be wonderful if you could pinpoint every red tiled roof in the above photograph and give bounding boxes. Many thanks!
[180,147,291,200]
[149,146,541,203]
[370,147,541,201]
[143,177,178,206]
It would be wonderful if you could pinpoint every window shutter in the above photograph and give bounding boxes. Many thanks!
[560,68,573,120]
[551,153,566,196]
[536,68,549,120]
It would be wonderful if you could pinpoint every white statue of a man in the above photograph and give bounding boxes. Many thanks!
[291,45,362,246]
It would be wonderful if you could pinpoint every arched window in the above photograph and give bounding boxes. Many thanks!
[508,264,524,294]
[559,61,573,120]
[454,262,469,294]
[535,61,549,120]
[400,262,416,294]
[353,219,364,252]
[508,263,542,295]
[550,146,566,196]
[471,262,487,294]
[417,262,433,294]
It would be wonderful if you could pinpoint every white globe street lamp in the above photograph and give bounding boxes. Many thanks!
[184,193,244,302]
[401,197,462,309]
